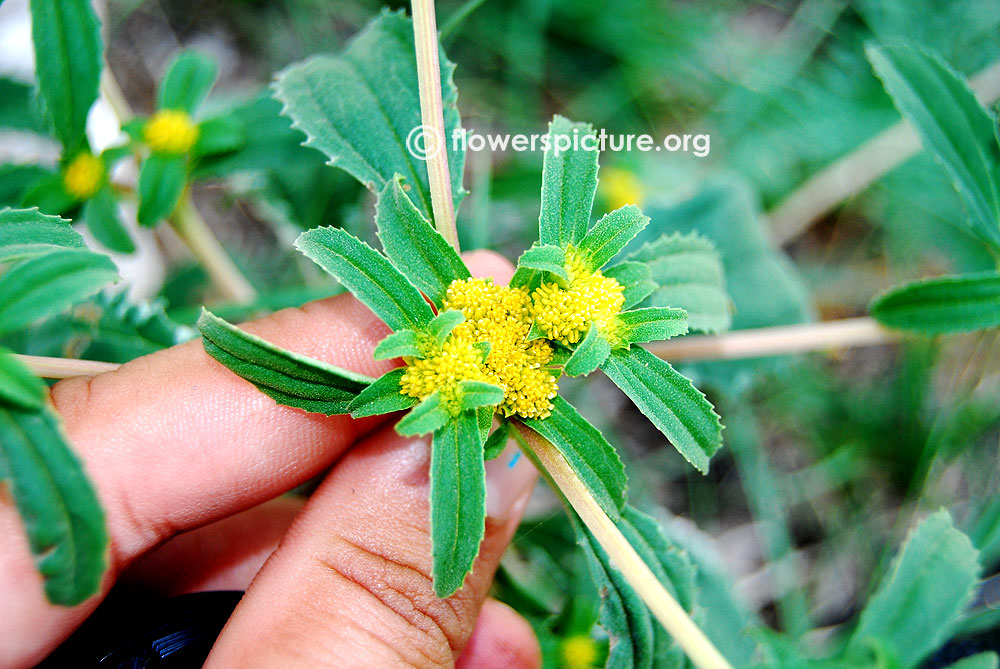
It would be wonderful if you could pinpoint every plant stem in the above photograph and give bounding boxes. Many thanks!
[169,194,258,303]
[645,316,897,362]
[14,355,119,378]
[411,0,460,251]
[767,58,1000,245]
[513,424,733,669]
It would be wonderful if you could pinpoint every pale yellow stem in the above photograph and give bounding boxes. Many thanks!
[14,355,120,379]
[411,0,460,250]
[646,316,898,362]
[514,425,733,669]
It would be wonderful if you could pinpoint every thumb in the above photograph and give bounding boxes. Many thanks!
[206,423,538,668]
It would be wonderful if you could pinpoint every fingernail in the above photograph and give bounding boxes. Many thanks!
[484,440,537,522]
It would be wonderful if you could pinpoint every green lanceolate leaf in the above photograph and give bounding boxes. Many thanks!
[628,232,731,334]
[430,410,486,597]
[578,204,650,271]
[0,403,108,605]
[273,9,465,219]
[348,368,416,418]
[0,208,85,263]
[870,271,1000,334]
[376,177,469,305]
[158,50,218,114]
[943,653,999,669]
[0,348,46,411]
[572,504,698,669]
[564,324,610,377]
[83,185,134,254]
[198,309,373,415]
[521,396,626,518]
[511,244,569,289]
[373,329,423,360]
[615,307,688,345]
[867,44,1000,250]
[295,226,434,332]
[191,115,246,158]
[0,78,47,135]
[601,347,722,474]
[0,249,118,336]
[605,261,657,310]
[538,116,599,247]
[137,154,187,226]
[457,380,503,411]
[429,309,466,346]
[847,509,980,668]
[396,391,450,436]
[29,0,102,153]
[483,420,511,461]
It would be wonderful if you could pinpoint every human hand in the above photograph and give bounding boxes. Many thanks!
[0,251,541,668]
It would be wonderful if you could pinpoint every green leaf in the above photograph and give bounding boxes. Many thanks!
[476,405,492,443]
[396,391,450,436]
[601,347,722,474]
[198,309,373,415]
[29,0,102,153]
[0,403,108,605]
[273,9,465,219]
[0,348,46,411]
[867,44,1000,250]
[21,172,76,215]
[510,244,569,288]
[604,261,657,310]
[191,115,245,157]
[521,396,626,518]
[373,329,423,360]
[573,504,697,669]
[0,208,84,263]
[296,226,435,332]
[74,291,193,362]
[564,324,610,377]
[538,116,599,247]
[82,185,134,254]
[0,78,47,135]
[429,309,466,346]
[457,380,503,411]
[430,410,486,597]
[870,271,1000,334]
[0,164,52,208]
[628,232,731,334]
[137,154,187,226]
[615,307,689,345]
[578,204,649,271]
[158,50,218,114]
[0,249,117,336]
[347,368,416,418]
[848,509,980,668]
[483,420,511,461]
[375,177,469,306]
[943,653,999,669]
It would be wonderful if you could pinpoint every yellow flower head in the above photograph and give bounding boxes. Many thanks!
[62,153,104,200]
[599,166,644,210]
[560,634,599,669]
[144,109,199,154]
[529,247,625,346]
[400,278,558,419]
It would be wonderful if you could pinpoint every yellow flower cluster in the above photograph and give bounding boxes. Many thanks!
[144,109,199,154]
[560,635,599,669]
[529,247,625,346]
[399,278,558,419]
[62,153,104,200]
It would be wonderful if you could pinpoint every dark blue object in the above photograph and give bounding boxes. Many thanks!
[41,591,243,668]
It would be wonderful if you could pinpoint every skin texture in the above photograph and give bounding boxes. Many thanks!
[0,250,542,668]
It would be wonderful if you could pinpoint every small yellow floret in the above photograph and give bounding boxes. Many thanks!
[529,247,625,346]
[599,166,644,210]
[561,634,599,669]
[144,109,199,154]
[62,153,104,199]
[399,278,558,420]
